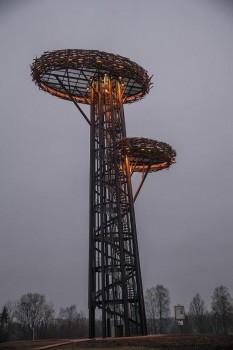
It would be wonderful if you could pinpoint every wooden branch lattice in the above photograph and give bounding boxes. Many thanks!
[118,137,176,173]
[31,49,152,105]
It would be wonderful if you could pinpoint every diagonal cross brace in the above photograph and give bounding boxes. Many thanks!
[133,164,152,202]
[55,75,92,126]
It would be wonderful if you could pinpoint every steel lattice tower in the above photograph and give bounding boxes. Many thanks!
[89,76,147,337]
[31,49,176,338]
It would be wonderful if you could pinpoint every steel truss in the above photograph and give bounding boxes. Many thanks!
[31,49,157,339]
[89,75,146,337]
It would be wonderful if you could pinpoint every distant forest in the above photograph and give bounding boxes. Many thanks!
[1,284,233,341]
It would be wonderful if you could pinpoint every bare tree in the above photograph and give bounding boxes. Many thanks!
[189,293,207,333]
[156,285,170,333]
[15,293,49,340]
[58,305,78,338]
[145,285,170,333]
[43,302,55,326]
[40,302,55,339]
[76,311,88,338]
[145,287,157,333]
[57,306,88,338]
[211,285,233,334]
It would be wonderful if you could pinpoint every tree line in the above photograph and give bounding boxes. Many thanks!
[0,284,233,342]
[0,294,89,342]
[145,284,233,335]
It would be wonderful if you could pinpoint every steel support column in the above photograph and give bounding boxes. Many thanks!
[88,75,147,337]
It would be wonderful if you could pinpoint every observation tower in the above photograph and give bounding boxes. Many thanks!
[31,49,176,338]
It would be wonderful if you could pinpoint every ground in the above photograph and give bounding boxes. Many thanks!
[0,334,233,350]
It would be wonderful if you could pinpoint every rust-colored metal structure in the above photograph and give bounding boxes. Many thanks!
[31,49,176,338]
[118,137,176,172]
[117,137,176,201]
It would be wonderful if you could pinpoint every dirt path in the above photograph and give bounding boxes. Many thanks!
[32,339,90,350]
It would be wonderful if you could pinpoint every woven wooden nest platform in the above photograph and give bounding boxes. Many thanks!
[31,49,152,105]
[118,137,176,172]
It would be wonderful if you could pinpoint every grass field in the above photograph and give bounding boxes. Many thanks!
[1,334,233,350]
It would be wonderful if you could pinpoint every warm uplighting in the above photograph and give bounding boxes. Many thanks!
[39,82,90,104]
[131,160,175,172]
[117,137,176,173]
[31,49,152,105]
[31,47,177,340]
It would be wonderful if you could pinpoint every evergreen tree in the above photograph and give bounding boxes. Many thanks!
[0,306,9,342]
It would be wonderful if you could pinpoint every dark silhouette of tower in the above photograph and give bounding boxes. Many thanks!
[88,73,148,338]
[31,49,176,338]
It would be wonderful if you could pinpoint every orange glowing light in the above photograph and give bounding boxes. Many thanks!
[40,82,143,104]
[132,161,171,172]
[40,83,90,104]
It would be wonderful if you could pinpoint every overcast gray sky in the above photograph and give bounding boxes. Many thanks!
[0,0,233,316]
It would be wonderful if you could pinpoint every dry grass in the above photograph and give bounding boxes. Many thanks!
[0,339,70,350]
[1,335,233,350]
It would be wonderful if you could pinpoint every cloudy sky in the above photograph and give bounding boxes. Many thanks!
[0,0,233,316]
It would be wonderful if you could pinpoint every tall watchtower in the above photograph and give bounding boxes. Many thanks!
[31,49,176,338]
